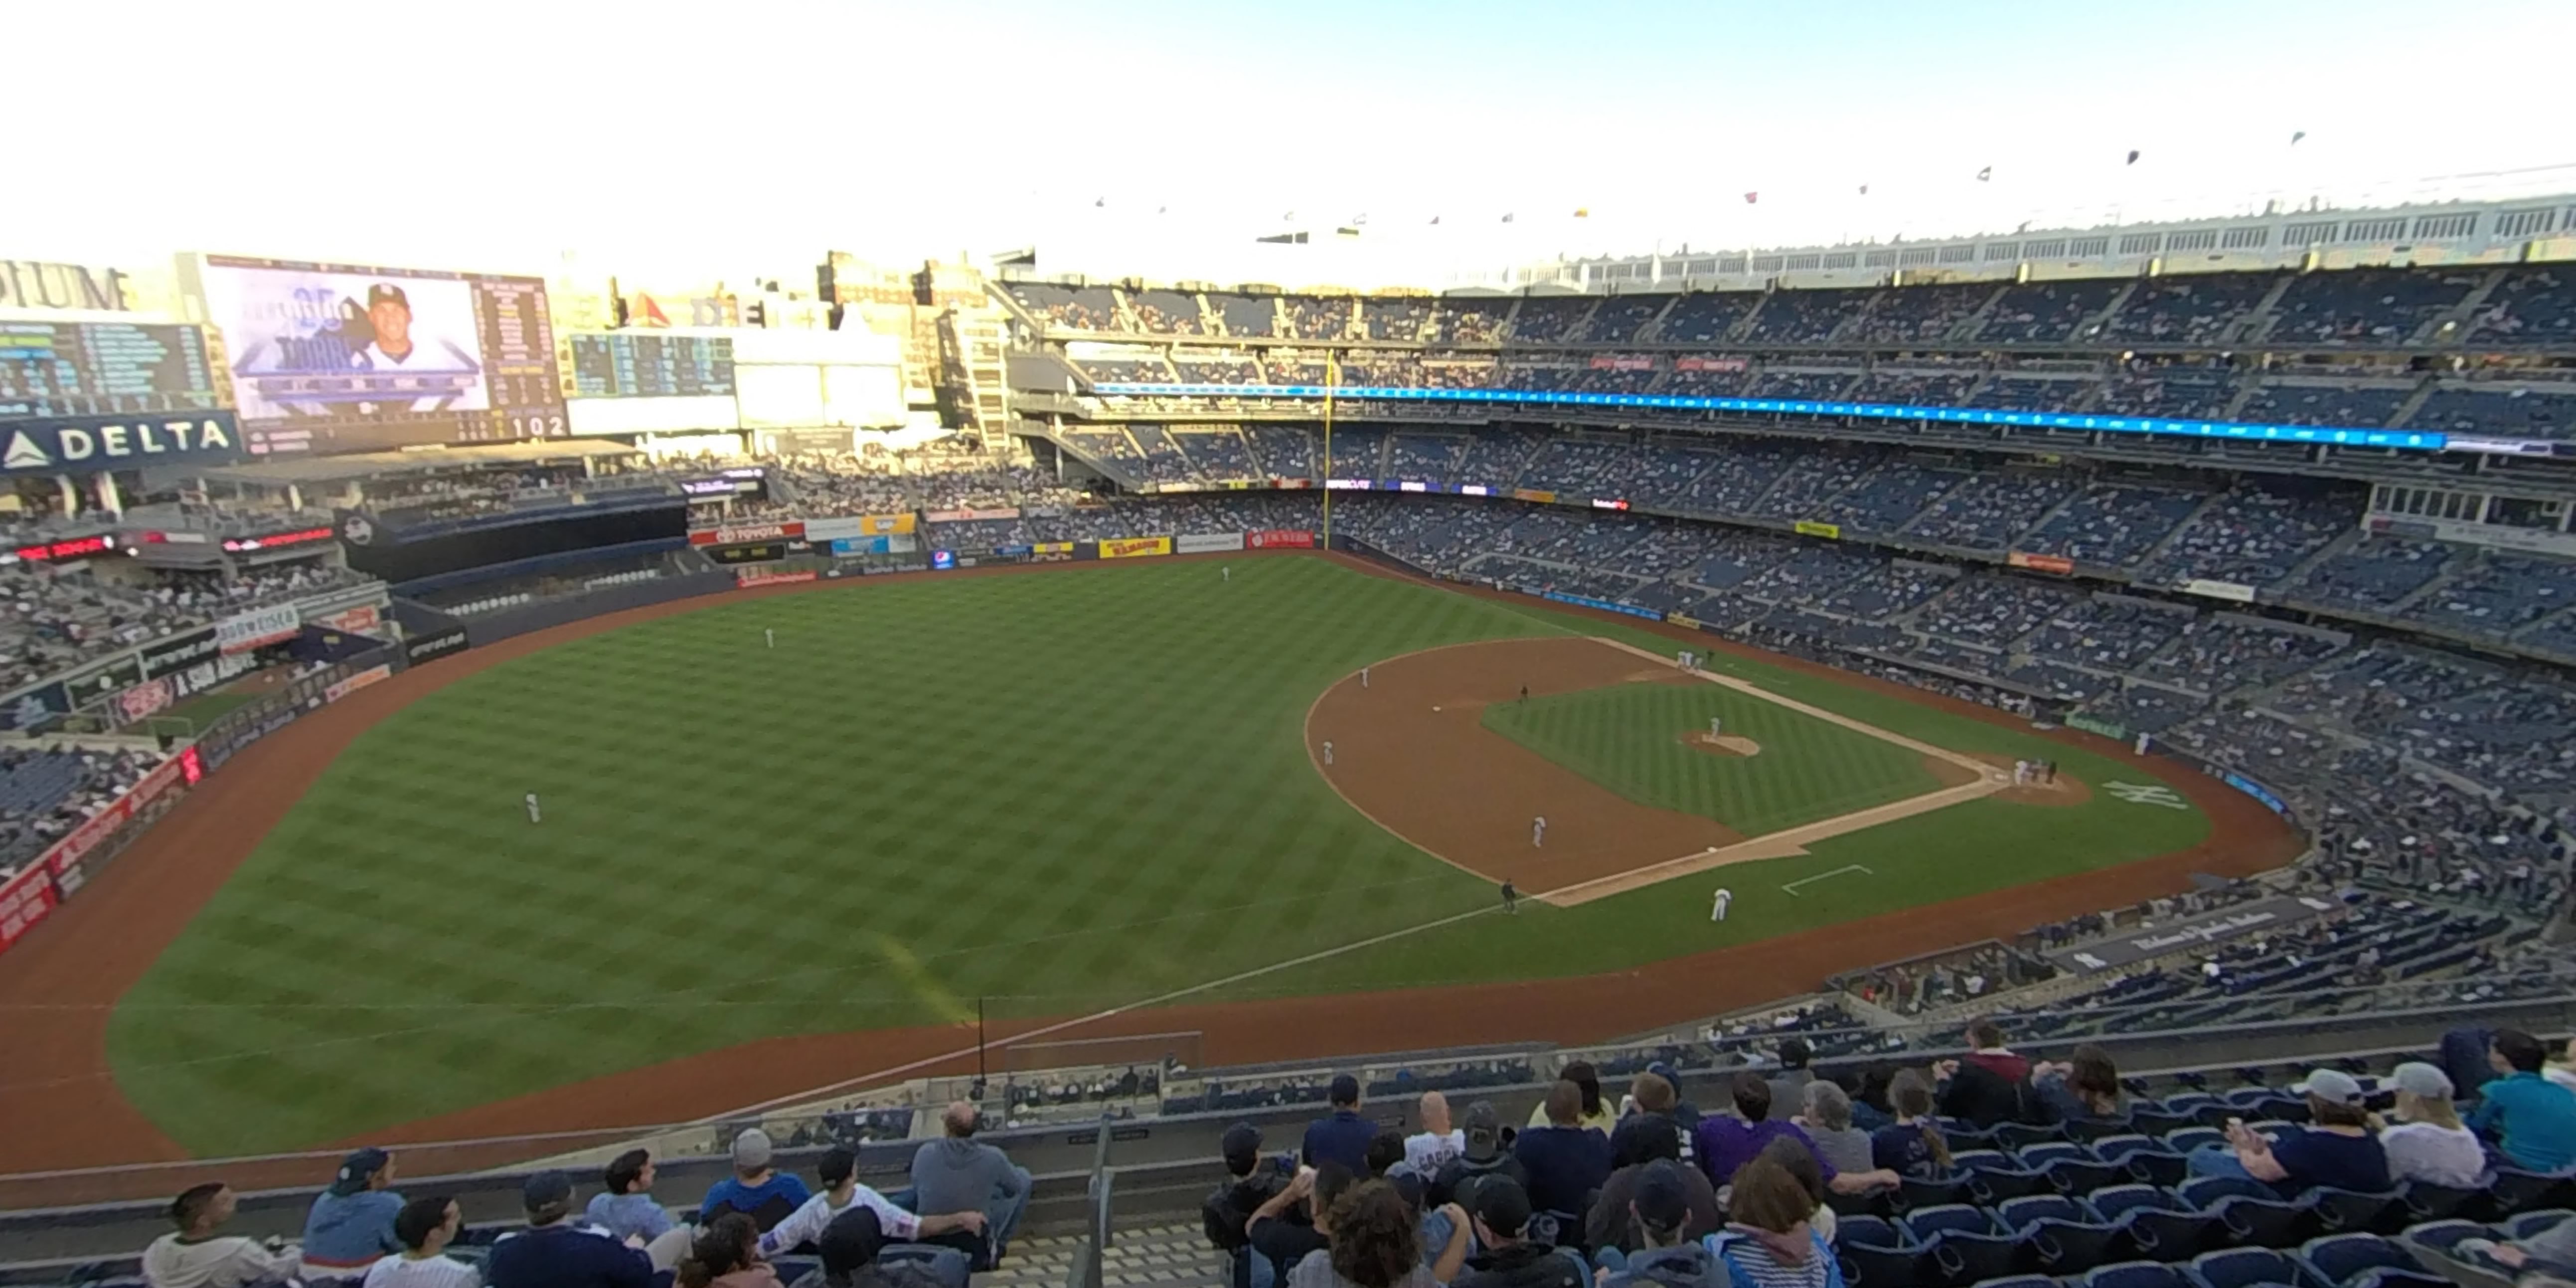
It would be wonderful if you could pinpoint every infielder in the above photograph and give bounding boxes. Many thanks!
[1531,815,1547,847]
[764,628,775,649]
[1711,887,1733,922]
[525,792,542,824]
[1709,715,1724,739]
[1361,666,1370,688]
[1322,740,1334,766]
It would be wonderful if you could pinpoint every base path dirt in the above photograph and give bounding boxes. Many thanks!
[0,549,2305,1196]
[1309,637,1741,892]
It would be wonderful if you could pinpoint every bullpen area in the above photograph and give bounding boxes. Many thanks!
[4,552,2297,1170]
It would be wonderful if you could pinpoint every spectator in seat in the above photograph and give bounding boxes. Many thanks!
[1452,1177,1584,1288]
[1704,1159,1840,1288]
[2469,1029,2576,1172]
[703,1129,812,1233]
[1206,1123,1295,1286]
[1587,1127,1721,1254]
[2377,1062,2487,1188]
[1365,1130,1408,1179]
[487,1171,654,1288]
[764,1146,982,1264]
[1766,1040,1815,1120]
[1591,1161,1720,1287]
[1609,1072,1690,1169]
[676,1213,779,1288]
[1936,1018,2043,1127]
[1305,1075,1375,1172]
[1794,1083,1874,1179]
[144,1182,302,1288]
[1693,1074,1889,1197]
[586,1150,672,1244]
[303,1147,405,1281]
[1287,1177,1441,1288]
[2186,1068,2390,1191]
[2456,1210,2576,1281]
[2031,1044,2128,1126]
[1528,1062,1615,1134]
[909,1102,1029,1269]
[1404,1092,1463,1174]
[1514,1080,1614,1223]
[1245,1163,1348,1288]
[1432,1101,1527,1209]
[1870,1069,1952,1178]
[364,1197,477,1288]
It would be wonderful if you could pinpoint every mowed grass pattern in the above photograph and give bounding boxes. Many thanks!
[107,557,2214,1155]
[1480,681,1940,835]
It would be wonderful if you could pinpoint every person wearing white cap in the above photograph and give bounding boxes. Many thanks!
[2186,1068,2389,1192]
[2376,1062,2486,1187]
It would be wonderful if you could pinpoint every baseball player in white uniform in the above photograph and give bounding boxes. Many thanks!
[765,628,775,649]
[1711,887,1732,922]
[525,792,542,824]
[1531,815,1547,847]
[1322,740,1334,766]
[1709,716,1724,739]
[353,284,476,413]
[1360,666,1370,689]
[1222,566,1230,582]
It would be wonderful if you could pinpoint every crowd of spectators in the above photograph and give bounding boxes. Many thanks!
[0,743,163,875]
[1,558,371,691]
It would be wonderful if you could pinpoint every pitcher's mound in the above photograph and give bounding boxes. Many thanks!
[1679,732,1763,759]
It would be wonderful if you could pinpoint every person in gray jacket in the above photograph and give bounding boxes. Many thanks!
[908,1102,1029,1270]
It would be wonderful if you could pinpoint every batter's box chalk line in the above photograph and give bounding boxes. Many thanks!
[1780,864,1874,897]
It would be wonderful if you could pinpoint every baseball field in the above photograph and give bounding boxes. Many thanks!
[0,551,2298,1173]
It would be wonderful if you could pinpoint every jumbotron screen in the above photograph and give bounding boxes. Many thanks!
[190,255,565,456]
[0,321,228,420]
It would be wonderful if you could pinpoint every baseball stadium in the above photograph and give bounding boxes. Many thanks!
[8,8,2576,1288]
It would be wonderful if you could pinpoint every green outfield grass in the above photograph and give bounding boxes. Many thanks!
[108,556,2212,1155]
[1481,681,1942,835]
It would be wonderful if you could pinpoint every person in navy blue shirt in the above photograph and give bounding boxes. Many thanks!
[487,1171,654,1288]
[700,1129,813,1232]
[1302,1075,1375,1173]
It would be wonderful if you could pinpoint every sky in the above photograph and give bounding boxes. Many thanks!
[15,0,2576,290]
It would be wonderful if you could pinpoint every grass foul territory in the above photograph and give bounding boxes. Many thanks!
[106,557,2211,1155]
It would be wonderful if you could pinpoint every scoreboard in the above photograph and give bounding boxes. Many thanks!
[0,322,228,421]
[566,333,735,398]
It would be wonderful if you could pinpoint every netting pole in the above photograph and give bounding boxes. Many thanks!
[976,996,987,1083]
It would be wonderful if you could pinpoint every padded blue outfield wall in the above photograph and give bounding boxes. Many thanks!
[1092,383,2449,452]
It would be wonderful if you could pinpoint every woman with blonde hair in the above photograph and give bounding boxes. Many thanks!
[2377,1062,2486,1187]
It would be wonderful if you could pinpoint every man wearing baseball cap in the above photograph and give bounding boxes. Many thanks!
[2186,1068,2389,1192]
[1430,1101,1527,1210]
[300,1147,403,1280]
[1450,1176,1583,1288]
[488,1170,653,1288]
[1202,1122,1293,1286]
[1595,1161,1720,1288]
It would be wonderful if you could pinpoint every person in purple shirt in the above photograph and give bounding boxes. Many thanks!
[1693,1073,1897,1196]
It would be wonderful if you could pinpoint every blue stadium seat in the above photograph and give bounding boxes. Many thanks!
[2340,1270,2451,1288]
[2492,1171,2576,1217]
[2299,1234,2429,1287]
[1968,1166,2056,1204]
[1999,1195,2093,1232]
[2304,1189,2401,1236]
[2504,1209,2575,1240]
[2020,1142,2094,1169]
[1897,1173,1977,1212]
[2395,1219,2491,1258]
[2209,1193,2320,1251]
[2090,1186,2222,1262]
[1905,1204,1998,1243]
[1839,1240,1936,1287]
[2026,1214,2137,1276]
[1951,1150,2014,1173]
[1995,1122,2065,1149]
[1927,1229,2022,1285]
[2046,1157,2134,1198]
[2085,1260,2193,1288]
[2164,1128,2226,1155]
[2393,1178,2485,1225]
[2183,1247,2314,1288]
[1835,1214,1908,1250]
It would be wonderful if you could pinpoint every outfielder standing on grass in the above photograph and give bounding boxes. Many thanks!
[764,628,775,649]
[1711,887,1732,922]
[1500,879,1518,915]
[525,792,541,824]
[1360,666,1370,688]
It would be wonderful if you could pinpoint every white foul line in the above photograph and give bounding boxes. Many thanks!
[1781,864,1875,897]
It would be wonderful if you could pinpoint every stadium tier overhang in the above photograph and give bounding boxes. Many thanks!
[183,439,647,487]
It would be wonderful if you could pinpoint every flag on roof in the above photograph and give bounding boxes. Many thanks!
[1743,191,1759,204]
[1976,166,1992,181]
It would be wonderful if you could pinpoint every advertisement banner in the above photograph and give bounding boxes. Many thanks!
[216,602,302,653]
[0,863,59,961]
[1675,356,1751,372]
[689,521,805,547]
[1176,532,1245,554]
[2222,771,2291,818]
[139,627,220,679]
[1793,520,1843,540]
[1098,536,1174,560]
[923,507,1020,523]
[0,413,243,479]
[735,568,818,589]
[2044,895,2334,973]
[315,605,383,635]
[1246,529,1316,549]
[930,551,956,570]
[63,656,144,708]
[324,665,392,704]
[45,754,190,882]
[1587,355,1655,371]
[805,514,916,540]
[2066,713,2130,742]
[1031,541,1076,563]
[405,629,470,666]
[2181,577,2257,603]
[113,677,176,724]
[0,681,71,732]
[1511,488,1557,504]
[1665,613,1702,630]
[2005,550,2077,575]
[828,536,891,557]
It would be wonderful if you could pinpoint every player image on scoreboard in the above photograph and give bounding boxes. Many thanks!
[198,264,489,419]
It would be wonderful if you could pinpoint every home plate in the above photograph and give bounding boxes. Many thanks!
[1433,705,1442,712]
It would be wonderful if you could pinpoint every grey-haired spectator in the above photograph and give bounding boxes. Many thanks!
[303,1146,404,1280]
[488,1171,655,1288]
[144,1182,301,1288]
[585,1150,672,1244]
[703,1129,812,1233]
[1794,1082,1875,1179]
[362,1196,478,1288]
